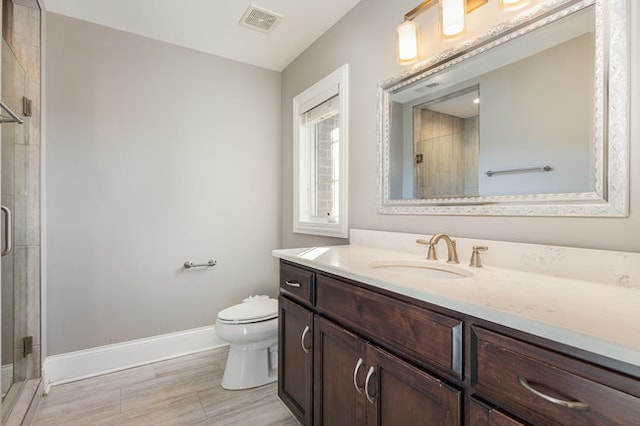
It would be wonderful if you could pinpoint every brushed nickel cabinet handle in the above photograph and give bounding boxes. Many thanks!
[1,205,11,257]
[518,376,589,411]
[364,366,376,404]
[300,325,311,354]
[353,358,364,394]
[285,280,301,288]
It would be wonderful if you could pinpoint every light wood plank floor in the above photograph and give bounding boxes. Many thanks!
[32,347,298,426]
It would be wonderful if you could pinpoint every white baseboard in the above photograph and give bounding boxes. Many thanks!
[43,325,227,392]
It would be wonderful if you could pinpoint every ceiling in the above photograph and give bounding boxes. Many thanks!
[43,0,363,71]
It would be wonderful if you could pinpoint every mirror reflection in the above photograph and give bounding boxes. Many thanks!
[400,86,480,199]
[387,5,595,201]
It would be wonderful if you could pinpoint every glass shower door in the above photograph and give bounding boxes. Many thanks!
[1,37,28,405]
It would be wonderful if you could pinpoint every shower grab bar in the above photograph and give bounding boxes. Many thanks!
[183,259,217,269]
[1,205,12,257]
[0,100,24,124]
[485,165,552,177]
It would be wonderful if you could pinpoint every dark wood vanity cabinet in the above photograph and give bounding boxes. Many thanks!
[313,316,366,425]
[279,262,315,306]
[471,326,640,426]
[278,263,316,424]
[278,260,640,426]
[469,399,526,426]
[315,274,463,380]
[366,338,462,425]
[314,316,462,426]
[278,296,314,425]
[279,261,463,425]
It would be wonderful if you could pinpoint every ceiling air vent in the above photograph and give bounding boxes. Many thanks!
[239,4,283,33]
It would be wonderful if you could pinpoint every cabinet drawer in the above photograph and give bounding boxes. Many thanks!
[279,262,315,306]
[316,274,463,379]
[469,398,526,426]
[473,326,640,426]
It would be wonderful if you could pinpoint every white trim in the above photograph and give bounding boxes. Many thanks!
[42,325,226,392]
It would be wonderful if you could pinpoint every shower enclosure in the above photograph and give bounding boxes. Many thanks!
[1,0,42,423]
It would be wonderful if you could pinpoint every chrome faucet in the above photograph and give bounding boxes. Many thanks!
[416,234,460,264]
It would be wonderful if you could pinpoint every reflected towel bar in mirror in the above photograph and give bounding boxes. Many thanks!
[485,165,553,177]
[0,100,24,124]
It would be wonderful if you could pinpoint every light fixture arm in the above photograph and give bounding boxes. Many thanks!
[404,0,489,22]
[404,0,438,22]
[397,0,496,65]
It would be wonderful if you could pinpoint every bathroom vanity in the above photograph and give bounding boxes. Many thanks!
[274,231,640,425]
[276,0,638,422]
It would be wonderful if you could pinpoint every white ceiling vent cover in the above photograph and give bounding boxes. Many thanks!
[239,4,283,33]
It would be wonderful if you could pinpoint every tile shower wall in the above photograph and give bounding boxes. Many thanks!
[1,0,41,384]
[414,109,478,199]
[1,39,24,384]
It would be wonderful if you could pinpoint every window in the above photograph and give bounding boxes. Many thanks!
[293,65,348,238]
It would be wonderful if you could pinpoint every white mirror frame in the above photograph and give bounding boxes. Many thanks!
[377,0,629,216]
[293,64,349,237]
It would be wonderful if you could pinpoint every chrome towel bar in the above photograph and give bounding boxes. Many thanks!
[183,259,217,269]
[485,165,552,177]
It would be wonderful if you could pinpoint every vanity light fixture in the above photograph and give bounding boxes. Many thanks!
[398,19,420,64]
[397,0,436,65]
[499,0,530,11]
[441,0,466,37]
[397,0,490,64]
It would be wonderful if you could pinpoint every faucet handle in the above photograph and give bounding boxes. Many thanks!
[469,246,488,268]
[416,239,437,260]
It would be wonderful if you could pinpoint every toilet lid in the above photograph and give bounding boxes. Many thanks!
[217,298,278,323]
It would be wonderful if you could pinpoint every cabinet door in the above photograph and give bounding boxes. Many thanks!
[279,296,314,425]
[366,345,462,426]
[314,316,367,426]
[469,398,526,426]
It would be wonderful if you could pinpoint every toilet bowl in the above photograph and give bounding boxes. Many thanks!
[215,295,278,390]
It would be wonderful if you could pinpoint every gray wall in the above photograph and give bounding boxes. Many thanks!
[281,0,640,252]
[46,14,281,355]
[478,33,593,196]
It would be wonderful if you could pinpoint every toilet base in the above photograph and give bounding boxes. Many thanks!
[221,340,278,390]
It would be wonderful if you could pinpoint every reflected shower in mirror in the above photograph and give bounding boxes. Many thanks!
[393,86,480,199]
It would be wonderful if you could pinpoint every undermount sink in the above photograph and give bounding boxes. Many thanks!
[368,259,473,280]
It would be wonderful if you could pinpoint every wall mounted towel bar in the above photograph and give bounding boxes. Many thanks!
[0,100,24,124]
[485,165,552,177]
[183,259,217,269]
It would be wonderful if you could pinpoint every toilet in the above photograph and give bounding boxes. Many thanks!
[215,295,278,390]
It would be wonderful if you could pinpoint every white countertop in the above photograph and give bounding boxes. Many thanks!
[273,244,640,368]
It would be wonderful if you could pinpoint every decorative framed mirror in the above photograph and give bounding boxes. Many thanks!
[378,0,629,216]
